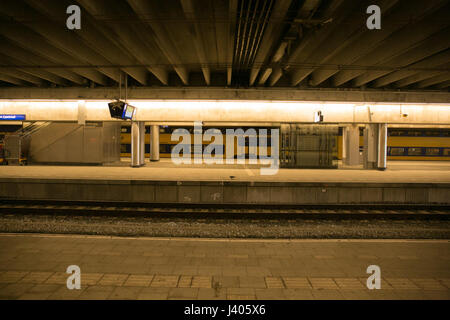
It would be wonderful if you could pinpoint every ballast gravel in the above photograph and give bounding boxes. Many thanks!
[0,212,449,239]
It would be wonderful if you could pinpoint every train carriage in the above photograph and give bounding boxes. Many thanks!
[121,125,450,161]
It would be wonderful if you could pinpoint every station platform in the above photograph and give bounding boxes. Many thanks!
[0,234,448,300]
[0,161,449,205]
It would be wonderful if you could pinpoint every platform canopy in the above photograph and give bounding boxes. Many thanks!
[0,0,448,98]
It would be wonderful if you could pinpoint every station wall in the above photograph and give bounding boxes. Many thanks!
[1,179,449,205]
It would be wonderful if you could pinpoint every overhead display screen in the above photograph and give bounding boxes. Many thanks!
[122,105,135,120]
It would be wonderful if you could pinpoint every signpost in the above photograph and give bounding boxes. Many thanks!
[0,114,26,120]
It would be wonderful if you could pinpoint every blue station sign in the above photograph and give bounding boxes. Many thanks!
[0,114,26,120]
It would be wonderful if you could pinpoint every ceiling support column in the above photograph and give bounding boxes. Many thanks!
[377,123,388,171]
[150,125,160,162]
[131,121,145,167]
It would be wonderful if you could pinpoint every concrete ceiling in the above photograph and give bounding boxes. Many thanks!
[0,0,449,91]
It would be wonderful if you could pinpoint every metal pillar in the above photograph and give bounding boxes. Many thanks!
[377,123,387,170]
[131,121,145,167]
[139,122,145,165]
[150,125,160,161]
[343,125,359,166]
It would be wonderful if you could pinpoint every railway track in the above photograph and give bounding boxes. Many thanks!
[1,200,449,239]
[0,199,448,219]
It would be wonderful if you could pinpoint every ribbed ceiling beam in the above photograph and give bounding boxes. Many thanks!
[25,0,148,85]
[333,2,450,86]
[269,0,347,86]
[0,39,86,85]
[435,80,450,89]
[227,0,238,85]
[393,64,450,88]
[0,53,69,86]
[352,28,450,87]
[0,68,45,86]
[249,0,291,86]
[127,0,190,85]
[0,25,108,86]
[76,0,169,85]
[310,0,446,87]
[0,74,30,86]
[290,0,399,87]
[0,2,121,83]
[289,0,367,86]
[416,73,450,89]
[374,50,450,88]
[180,0,210,85]
[259,0,320,86]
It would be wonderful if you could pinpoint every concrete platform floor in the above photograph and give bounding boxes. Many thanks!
[0,160,449,183]
[0,234,449,300]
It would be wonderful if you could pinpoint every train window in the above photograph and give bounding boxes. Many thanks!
[425,148,441,156]
[407,131,420,137]
[443,148,450,156]
[425,131,440,137]
[407,147,423,156]
[389,147,405,156]
[389,130,401,136]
